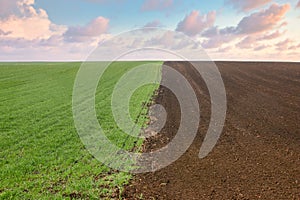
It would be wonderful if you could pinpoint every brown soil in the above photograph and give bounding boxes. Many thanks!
[123,61,300,200]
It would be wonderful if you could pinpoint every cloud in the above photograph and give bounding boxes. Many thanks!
[144,30,197,51]
[0,0,106,61]
[0,15,66,40]
[200,4,290,49]
[201,26,219,37]
[0,0,29,18]
[236,30,285,50]
[0,0,50,19]
[176,10,216,36]
[258,30,285,40]
[202,34,236,49]
[254,44,270,51]
[141,0,173,11]
[280,21,288,27]
[143,20,162,28]
[236,36,255,49]
[288,43,300,50]
[0,40,94,61]
[39,35,64,47]
[217,46,232,53]
[63,17,109,43]
[297,1,300,8]
[179,4,288,39]
[0,37,35,49]
[146,31,175,47]
[86,0,124,3]
[235,30,285,49]
[0,33,103,61]
[201,26,238,49]
[236,4,290,34]
[0,29,11,35]
[275,39,293,51]
[0,0,109,43]
[0,0,66,40]
[226,0,271,12]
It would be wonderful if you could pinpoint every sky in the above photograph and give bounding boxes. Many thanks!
[0,0,300,61]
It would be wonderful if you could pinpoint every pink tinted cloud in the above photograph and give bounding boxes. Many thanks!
[236,3,290,34]
[0,29,11,35]
[254,45,270,51]
[236,36,255,49]
[288,44,300,50]
[141,0,173,11]
[0,14,66,40]
[276,39,294,51]
[201,26,237,48]
[236,31,284,50]
[258,30,285,40]
[0,36,94,61]
[176,10,216,36]
[218,46,232,53]
[0,0,110,60]
[202,4,289,38]
[146,31,175,47]
[226,0,271,12]
[201,34,235,49]
[145,31,196,50]
[64,17,109,42]
[297,1,300,8]
[0,0,41,18]
[0,0,66,40]
[0,0,20,18]
[143,20,162,28]
[200,4,289,49]
[276,39,291,50]
[280,21,288,28]
[86,0,124,3]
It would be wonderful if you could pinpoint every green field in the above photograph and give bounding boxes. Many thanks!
[0,62,161,199]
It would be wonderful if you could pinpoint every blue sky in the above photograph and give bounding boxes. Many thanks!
[0,0,300,61]
[35,0,230,30]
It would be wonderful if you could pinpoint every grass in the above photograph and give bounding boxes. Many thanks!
[0,61,161,199]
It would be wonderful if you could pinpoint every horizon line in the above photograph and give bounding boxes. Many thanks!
[0,59,300,63]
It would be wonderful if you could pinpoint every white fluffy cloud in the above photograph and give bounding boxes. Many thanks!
[0,0,111,60]
[0,0,66,40]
